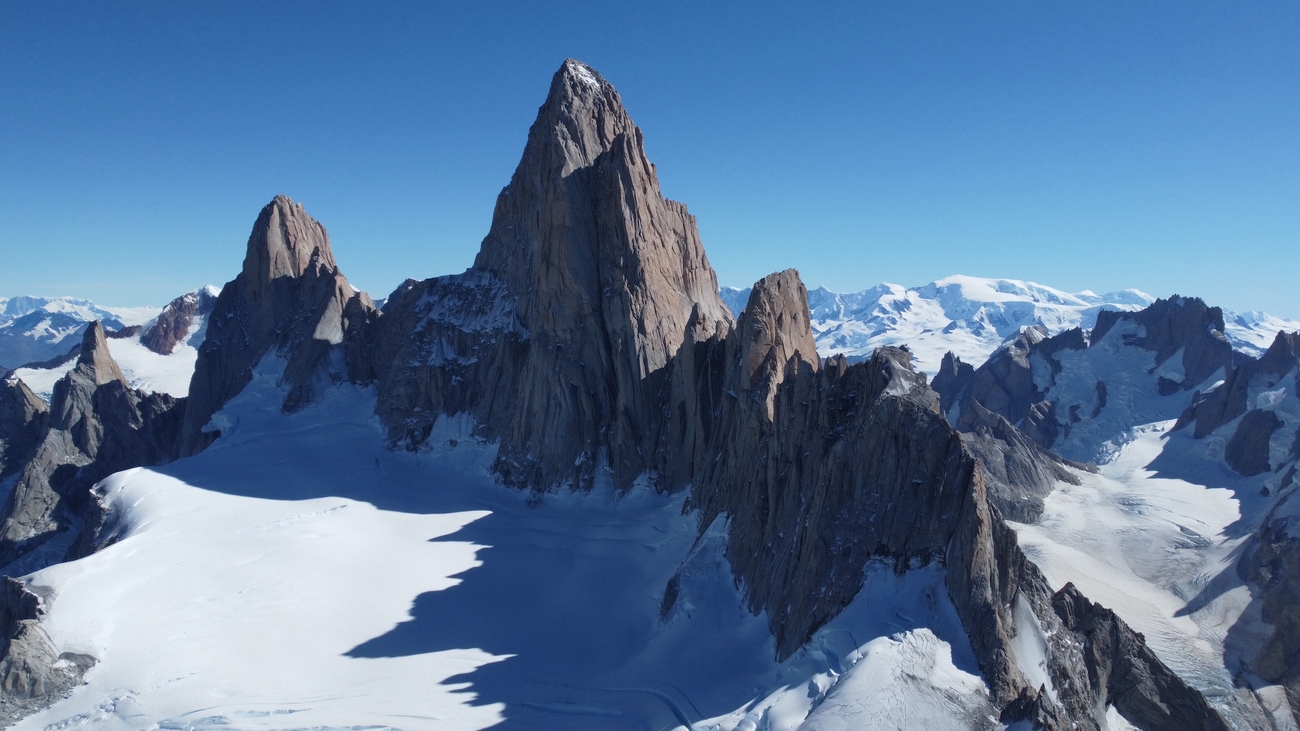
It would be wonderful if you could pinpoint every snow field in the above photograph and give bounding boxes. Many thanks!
[17,360,993,731]
[1010,421,1283,726]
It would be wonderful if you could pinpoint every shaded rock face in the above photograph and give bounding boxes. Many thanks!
[1092,295,1238,395]
[1049,583,1231,731]
[646,272,1222,728]
[952,297,1238,460]
[957,400,1085,523]
[0,377,46,480]
[0,577,94,723]
[1225,409,1285,476]
[932,350,975,416]
[179,196,376,457]
[140,287,219,355]
[0,323,184,572]
[374,59,731,490]
[1178,330,1300,445]
[948,326,1090,453]
[1245,495,1300,722]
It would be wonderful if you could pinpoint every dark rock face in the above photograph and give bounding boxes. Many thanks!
[140,287,219,355]
[932,350,975,416]
[1245,497,1300,722]
[0,377,46,480]
[1178,330,1300,446]
[1225,409,1285,477]
[954,298,1238,458]
[1093,296,1237,394]
[0,577,94,724]
[0,323,184,571]
[954,326,1051,435]
[1050,583,1232,731]
[179,196,376,457]
[957,401,1085,523]
[645,271,1220,727]
[374,59,732,490]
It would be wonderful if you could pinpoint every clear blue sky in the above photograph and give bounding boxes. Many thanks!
[2,2,1297,318]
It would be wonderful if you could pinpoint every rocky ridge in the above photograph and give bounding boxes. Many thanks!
[0,322,185,573]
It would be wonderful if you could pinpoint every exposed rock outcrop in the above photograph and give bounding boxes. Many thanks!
[179,196,376,456]
[647,270,1223,728]
[1092,296,1238,396]
[1245,492,1300,724]
[958,400,1087,523]
[1050,582,1231,730]
[140,286,219,355]
[932,350,975,416]
[0,577,94,724]
[952,297,1240,460]
[1177,330,1300,445]
[0,323,184,571]
[0,377,46,481]
[373,59,731,490]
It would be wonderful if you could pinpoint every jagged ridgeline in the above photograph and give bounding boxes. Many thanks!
[0,60,1234,729]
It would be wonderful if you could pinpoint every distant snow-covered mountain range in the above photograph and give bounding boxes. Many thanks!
[0,288,219,398]
[5,276,1296,394]
[722,275,1300,375]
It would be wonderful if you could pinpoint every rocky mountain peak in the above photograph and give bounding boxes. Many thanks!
[737,269,819,395]
[242,195,338,294]
[529,59,634,177]
[376,59,732,490]
[179,196,375,456]
[140,287,220,356]
[75,322,126,387]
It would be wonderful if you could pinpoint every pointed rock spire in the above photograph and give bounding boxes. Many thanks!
[737,270,819,388]
[242,195,338,293]
[179,196,375,456]
[75,321,126,387]
[376,58,733,489]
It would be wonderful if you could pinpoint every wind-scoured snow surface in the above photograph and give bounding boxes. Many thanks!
[15,359,993,731]
[721,276,1299,375]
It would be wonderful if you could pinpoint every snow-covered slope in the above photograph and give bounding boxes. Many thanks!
[721,276,1299,375]
[1009,422,1289,728]
[961,306,1300,726]
[13,359,993,731]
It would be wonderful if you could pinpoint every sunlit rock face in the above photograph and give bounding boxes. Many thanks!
[179,195,376,457]
[374,59,732,491]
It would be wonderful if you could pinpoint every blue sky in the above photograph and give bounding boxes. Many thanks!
[2,2,1297,318]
